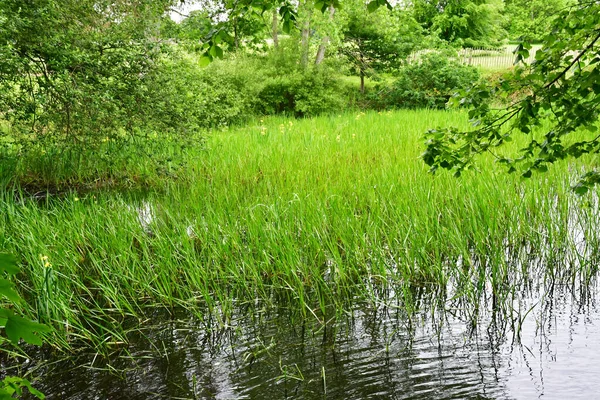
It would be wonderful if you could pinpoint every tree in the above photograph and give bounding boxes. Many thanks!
[341,5,422,92]
[412,0,505,47]
[502,0,571,42]
[179,10,214,41]
[198,0,394,65]
[422,1,600,193]
[0,0,183,146]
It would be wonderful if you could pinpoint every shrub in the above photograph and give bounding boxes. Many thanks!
[253,40,350,117]
[156,45,349,123]
[148,53,260,131]
[256,68,348,117]
[372,52,480,109]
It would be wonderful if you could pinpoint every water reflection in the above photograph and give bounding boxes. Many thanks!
[16,276,600,400]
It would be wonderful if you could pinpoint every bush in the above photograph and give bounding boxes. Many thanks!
[253,41,349,117]
[159,44,349,123]
[256,68,348,117]
[148,53,260,131]
[371,52,480,109]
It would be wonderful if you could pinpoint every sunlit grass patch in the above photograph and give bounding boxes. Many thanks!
[1,109,598,352]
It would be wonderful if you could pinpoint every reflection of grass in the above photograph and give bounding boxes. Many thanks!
[2,110,598,353]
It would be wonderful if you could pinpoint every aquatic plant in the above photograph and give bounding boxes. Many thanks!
[0,110,597,353]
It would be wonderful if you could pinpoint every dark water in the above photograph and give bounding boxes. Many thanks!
[13,277,600,400]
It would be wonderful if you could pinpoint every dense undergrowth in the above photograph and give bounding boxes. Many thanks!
[0,44,481,199]
[1,110,598,354]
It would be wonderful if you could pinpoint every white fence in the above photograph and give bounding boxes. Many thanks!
[408,45,542,70]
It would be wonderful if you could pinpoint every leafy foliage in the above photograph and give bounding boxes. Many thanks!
[503,0,571,42]
[0,377,45,400]
[257,70,347,116]
[413,0,506,47]
[0,254,48,399]
[147,52,258,130]
[197,0,299,64]
[0,0,186,151]
[341,4,422,88]
[255,41,348,116]
[422,1,600,191]
[372,51,479,109]
[196,0,394,64]
[0,255,50,346]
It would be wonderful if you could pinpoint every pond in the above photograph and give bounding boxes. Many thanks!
[16,274,600,400]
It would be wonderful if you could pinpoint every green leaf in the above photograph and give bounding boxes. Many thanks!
[217,30,233,44]
[208,44,223,59]
[573,183,589,195]
[0,388,16,400]
[366,1,379,13]
[0,307,7,327]
[5,314,50,346]
[0,254,18,275]
[282,20,293,34]
[199,56,212,67]
[0,377,45,399]
[0,279,20,303]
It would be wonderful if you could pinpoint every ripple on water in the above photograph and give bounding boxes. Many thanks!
[15,279,600,400]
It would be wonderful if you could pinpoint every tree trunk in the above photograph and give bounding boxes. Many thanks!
[360,70,365,94]
[233,19,239,50]
[301,24,310,66]
[272,8,279,48]
[315,5,335,65]
[300,0,311,67]
[314,39,328,65]
[359,48,365,94]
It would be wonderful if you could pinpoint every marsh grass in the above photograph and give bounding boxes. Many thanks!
[0,132,200,195]
[1,109,598,352]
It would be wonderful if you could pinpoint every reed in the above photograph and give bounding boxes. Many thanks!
[1,109,597,352]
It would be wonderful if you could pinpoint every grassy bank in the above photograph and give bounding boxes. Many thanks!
[1,109,598,352]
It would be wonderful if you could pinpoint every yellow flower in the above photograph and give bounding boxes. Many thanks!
[40,255,48,261]
[44,262,51,268]
[74,197,80,202]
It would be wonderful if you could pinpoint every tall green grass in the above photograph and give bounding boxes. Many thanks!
[1,109,598,352]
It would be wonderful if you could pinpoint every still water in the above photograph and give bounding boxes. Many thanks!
[17,275,600,400]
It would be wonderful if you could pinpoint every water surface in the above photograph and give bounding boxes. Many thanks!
[15,276,600,400]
